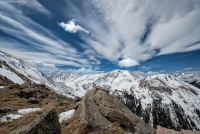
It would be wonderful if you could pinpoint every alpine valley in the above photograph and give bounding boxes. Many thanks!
[0,51,200,131]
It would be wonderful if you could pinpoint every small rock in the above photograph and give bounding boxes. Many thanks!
[27,97,40,104]
[0,107,15,113]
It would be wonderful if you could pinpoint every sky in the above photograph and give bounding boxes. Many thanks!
[0,0,200,76]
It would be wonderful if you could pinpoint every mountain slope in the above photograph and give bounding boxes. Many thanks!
[0,51,76,98]
[1,50,200,130]
[53,71,200,130]
[175,73,200,89]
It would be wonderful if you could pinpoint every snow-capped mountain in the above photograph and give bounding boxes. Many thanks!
[1,50,200,130]
[0,51,76,98]
[53,70,200,131]
[175,73,200,89]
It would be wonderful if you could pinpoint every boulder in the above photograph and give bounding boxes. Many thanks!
[64,87,156,133]
[19,107,61,134]
[75,90,113,130]
[95,89,156,134]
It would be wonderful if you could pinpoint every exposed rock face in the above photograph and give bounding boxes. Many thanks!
[157,125,200,134]
[95,89,155,134]
[76,90,113,130]
[19,107,61,134]
[65,86,156,134]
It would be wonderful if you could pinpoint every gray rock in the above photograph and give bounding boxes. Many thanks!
[75,90,113,130]
[27,97,40,104]
[0,107,15,113]
[16,88,38,99]
[93,86,109,94]
[19,107,61,134]
[95,90,156,134]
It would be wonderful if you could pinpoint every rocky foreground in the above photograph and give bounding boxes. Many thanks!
[1,84,200,134]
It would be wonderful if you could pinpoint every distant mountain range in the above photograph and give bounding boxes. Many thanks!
[0,51,76,98]
[175,73,200,89]
[0,51,200,131]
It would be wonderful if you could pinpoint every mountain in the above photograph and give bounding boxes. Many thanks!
[175,73,200,89]
[53,70,200,131]
[0,51,76,98]
[1,51,200,131]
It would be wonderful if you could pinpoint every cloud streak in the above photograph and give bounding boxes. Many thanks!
[0,1,92,68]
[63,0,200,64]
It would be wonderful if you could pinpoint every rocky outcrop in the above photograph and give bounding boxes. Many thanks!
[76,90,113,130]
[157,125,200,134]
[16,87,48,100]
[95,89,155,134]
[19,107,61,134]
[64,86,156,134]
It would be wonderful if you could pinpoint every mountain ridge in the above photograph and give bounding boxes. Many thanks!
[0,51,200,131]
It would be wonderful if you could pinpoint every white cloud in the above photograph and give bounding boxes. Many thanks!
[184,67,193,70]
[26,60,60,76]
[147,71,161,75]
[63,0,200,63]
[10,0,51,15]
[27,60,56,68]
[58,19,89,34]
[139,66,151,71]
[118,58,139,67]
[132,71,145,76]
[174,67,200,75]
[58,67,104,75]
[0,1,93,74]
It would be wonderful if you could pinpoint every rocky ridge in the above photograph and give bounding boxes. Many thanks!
[54,71,200,131]
[62,86,156,134]
[61,86,200,134]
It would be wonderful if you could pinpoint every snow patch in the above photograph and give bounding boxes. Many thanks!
[18,108,41,115]
[59,109,75,123]
[0,65,24,84]
[0,86,5,88]
[0,108,41,122]
[0,114,22,122]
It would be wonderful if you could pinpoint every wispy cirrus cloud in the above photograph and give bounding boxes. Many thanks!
[10,0,51,15]
[0,1,91,69]
[58,19,89,34]
[62,0,200,66]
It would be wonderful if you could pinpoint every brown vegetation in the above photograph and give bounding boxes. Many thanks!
[0,82,72,134]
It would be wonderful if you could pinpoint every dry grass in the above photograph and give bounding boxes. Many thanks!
[0,110,40,134]
[0,83,71,134]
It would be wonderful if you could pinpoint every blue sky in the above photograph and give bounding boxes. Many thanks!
[0,0,200,76]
